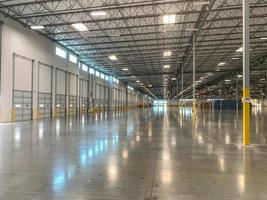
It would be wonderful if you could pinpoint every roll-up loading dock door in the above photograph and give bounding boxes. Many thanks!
[128,92,136,108]
[38,62,52,119]
[95,83,100,111]
[69,73,78,116]
[101,84,108,111]
[118,89,123,111]
[113,87,117,111]
[113,88,123,111]
[95,83,108,112]
[127,92,131,108]
[79,78,88,114]
[12,53,33,121]
[56,69,66,118]
[104,86,108,111]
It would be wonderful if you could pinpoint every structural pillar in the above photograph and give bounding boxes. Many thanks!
[266,60,267,101]
[192,34,196,114]
[236,79,239,110]
[0,14,4,122]
[108,76,114,111]
[181,65,184,101]
[242,0,250,145]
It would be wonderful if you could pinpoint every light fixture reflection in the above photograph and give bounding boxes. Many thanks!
[207,143,213,154]
[198,135,203,144]
[161,170,172,184]
[39,128,44,139]
[122,150,128,159]
[225,135,230,144]
[218,156,225,172]
[163,152,170,160]
[108,165,117,181]
[237,174,245,193]
[15,127,21,141]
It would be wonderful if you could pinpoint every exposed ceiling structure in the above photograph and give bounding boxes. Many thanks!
[0,0,267,99]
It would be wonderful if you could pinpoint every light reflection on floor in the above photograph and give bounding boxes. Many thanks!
[0,107,267,199]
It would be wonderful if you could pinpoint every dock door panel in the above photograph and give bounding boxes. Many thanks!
[69,73,78,116]
[12,54,33,121]
[38,62,52,119]
[56,69,66,118]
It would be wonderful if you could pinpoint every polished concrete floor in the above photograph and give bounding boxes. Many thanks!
[1,107,267,200]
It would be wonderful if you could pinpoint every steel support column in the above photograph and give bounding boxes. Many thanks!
[266,61,267,99]
[236,79,239,110]
[242,0,250,145]
[181,65,184,101]
[192,34,196,114]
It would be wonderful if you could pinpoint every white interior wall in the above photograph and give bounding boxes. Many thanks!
[0,19,79,122]
[0,18,146,122]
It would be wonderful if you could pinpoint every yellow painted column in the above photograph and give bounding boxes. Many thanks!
[32,108,39,120]
[52,108,56,118]
[242,0,250,145]
[243,88,250,145]
[192,100,197,114]
[11,108,16,122]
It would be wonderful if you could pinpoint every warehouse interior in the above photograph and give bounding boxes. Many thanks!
[0,0,267,199]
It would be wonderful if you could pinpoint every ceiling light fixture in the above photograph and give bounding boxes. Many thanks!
[109,34,121,37]
[91,11,106,16]
[224,79,231,82]
[232,57,240,60]
[236,47,243,52]
[163,15,176,24]
[182,44,191,47]
[194,1,210,6]
[237,75,242,78]
[72,23,88,31]
[217,62,226,66]
[171,78,176,81]
[236,47,252,52]
[136,80,140,83]
[122,68,128,71]
[164,51,172,57]
[31,25,44,30]
[109,55,117,61]
[185,28,198,32]
[164,65,170,69]
[260,37,267,40]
